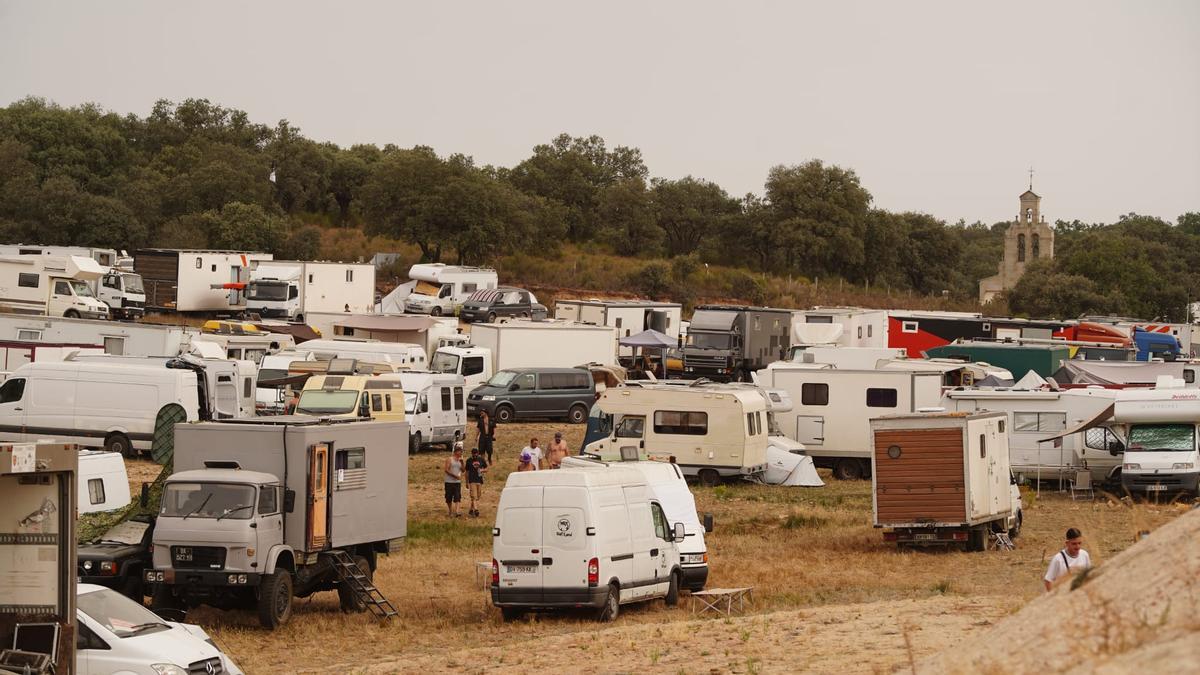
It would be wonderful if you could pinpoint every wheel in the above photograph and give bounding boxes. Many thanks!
[487,312,497,323]
[500,606,526,622]
[295,314,305,324]
[698,469,721,488]
[568,404,588,424]
[1009,512,1023,539]
[833,459,864,481]
[665,571,680,607]
[494,405,514,424]
[338,555,372,613]
[257,569,294,629]
[150,584,184,614]
[64,309,80,319]
[597,584,620,622]
[431,306,443,317]
[409,432,422,455]
[966,527,986,553]
[520,312,529,319]
[104,432,134,458]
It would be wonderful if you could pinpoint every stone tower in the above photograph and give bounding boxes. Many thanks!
[979,187,1055,303]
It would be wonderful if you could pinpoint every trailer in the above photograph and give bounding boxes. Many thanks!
[134,249,272,314]
[147,417,408,628]
[553,299,682,356]
[246,260,375,321]
[402,264,497,316]
[871,411,1014,550]
[924,340,1070,379]
[332,314,460,359]
[0,245,147,320]
[0,312,201,357]
[467,321,618,371]
[0,441,78,673]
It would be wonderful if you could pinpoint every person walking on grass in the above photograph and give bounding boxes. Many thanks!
[521,437,543,470]
[546,431,570,469]
[516,451,536,472]
[1044,527,1092,591]
[465,447,488,517]
[477,410,496,463]
[443,444,465,517]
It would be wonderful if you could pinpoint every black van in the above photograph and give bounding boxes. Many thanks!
[467,367,595,423]
[459,286,548,324]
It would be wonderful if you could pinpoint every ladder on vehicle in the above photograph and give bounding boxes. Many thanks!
[325,549,398,620]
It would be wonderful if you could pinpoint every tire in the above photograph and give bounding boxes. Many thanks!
[105,432,134,458]
[64,310,80,319]
[338,555,372,613]
[431,306,443,317]
[409,432,422,455]
[1009,512,1023,539]
[257,569,294,629]
[520,313,529,319]
[833,459,864,481]
[295,314,305,324]
[500,606,526,622]
[698,469,721,488]
[967,526,987,553]
[494,405,514,424]
[665,571,680,607]
[597,584,620,622]
[568,404,588,424]
[487,312,497,323]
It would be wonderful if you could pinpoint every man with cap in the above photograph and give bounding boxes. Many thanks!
[546,431,571,469]
[464,447,488,517]
[442,443,465,517]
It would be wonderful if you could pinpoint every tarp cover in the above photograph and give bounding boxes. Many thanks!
[376,280,415,313]
[1014,370,1050,389]
[976,374,1015,387]
[334,314,436,333]
[619,329,677,348]
[1052,360,1186,386]
[761,446,825,487]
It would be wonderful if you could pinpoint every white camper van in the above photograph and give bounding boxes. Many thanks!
[1116,390,1200,495]
[0,245,147,320]
[300,338,427,368]
[403,264,497,316]
[78,450,132,514]
[491,465,686,621]
[0,254,111,319]
[68,353,257,420]
[0,361,200,455]
[394,371,468,451]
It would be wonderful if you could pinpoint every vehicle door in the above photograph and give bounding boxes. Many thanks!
[649,501,675,592]
[515,291,532,317]
[99,273,121,309]
[541,486,589,597]
[505,372,537,418]
[213,373,239,419]
[0,377,28,436]
[256,484,284,559]
[796,416,825,446]
[51,279,74,315]
[437,386,454,439]
[624,487,657,599]
[306,443,330,550]
[534,373,567,417]
[495,486,543,601]
[612,415,646,459]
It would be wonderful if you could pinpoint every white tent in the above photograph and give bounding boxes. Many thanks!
[761,446,824,487]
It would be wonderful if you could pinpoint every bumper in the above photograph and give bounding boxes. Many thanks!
[491,585,609,608]
[79,309,109,320]
[112,306,144,319]
[254,307,290,319]
[460,310,488,323]
[146,569,262,588]
[680,565,708,591]
[883,526,974,546]
[404,302,435,314]
[1122,472,1200,494]
[77,573,125,589]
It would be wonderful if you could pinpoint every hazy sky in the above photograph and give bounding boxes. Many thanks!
[1,1,1197,225]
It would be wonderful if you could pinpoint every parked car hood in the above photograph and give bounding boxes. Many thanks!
[126,622,241,674]
[78,541,145,561]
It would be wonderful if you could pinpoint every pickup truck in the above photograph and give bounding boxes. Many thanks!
[77,515,155,600]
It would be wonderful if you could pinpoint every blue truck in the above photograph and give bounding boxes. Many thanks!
[1133,328,1183,361]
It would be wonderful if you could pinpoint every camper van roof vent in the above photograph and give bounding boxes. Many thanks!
[326,358,358,375]
[203,460,242,470]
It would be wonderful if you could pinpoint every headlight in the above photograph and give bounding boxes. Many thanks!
[481,396,495,402]
[1173,463,1194,470]
[151,665,188,675]
[1124,463,1141,471]
[82,560,93,571]
[99,561,117,575]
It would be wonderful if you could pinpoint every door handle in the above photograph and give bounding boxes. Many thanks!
[13,407,21,411]
[541,557,553,565]
[650,548,659,557]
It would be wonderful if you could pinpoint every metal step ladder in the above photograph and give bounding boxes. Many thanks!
[991,531,1015,551]
[325,549,398,620]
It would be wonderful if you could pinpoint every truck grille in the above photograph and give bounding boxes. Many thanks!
[171,546,226,570]
[1129,475,1186,488]
[684,355,730,369]
[188,657,224,675]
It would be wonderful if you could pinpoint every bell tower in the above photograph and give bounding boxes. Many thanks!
[978,177,1056,303]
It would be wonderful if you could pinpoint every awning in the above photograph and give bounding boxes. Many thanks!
[1037,403,1115,442]
[1052,360,1186,386]
[333,315,436,333]
[619,329,677,348]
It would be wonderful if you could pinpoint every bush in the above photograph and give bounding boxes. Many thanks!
[628,261,673,299]
[671,252,701,281]
[729,272,767,304]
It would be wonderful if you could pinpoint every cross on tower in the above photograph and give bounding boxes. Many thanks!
[1028,167,1034,191]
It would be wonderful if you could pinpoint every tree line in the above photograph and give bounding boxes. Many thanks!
[0,97,1195,321]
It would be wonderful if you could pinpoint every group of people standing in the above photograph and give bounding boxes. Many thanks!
[442,410,573,517]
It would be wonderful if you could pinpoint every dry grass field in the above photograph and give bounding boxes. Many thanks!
[124,422,1191,673]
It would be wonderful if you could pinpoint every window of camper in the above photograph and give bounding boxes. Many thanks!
[462,283,477,294]
[441,387,452,410]
[244,377,253,399]
[746,412,755,435]
[87,478,105,505]
[54,280,70,295]
[980,434,986,458]
[336,447,366,470]
[801,383,829,406]
[615,416,645,438]
[651,502,668,540]
[17,329,41,340]
[653,411,708,435]
[346,270,354,283]
[17,273,38,288]
[371,394,384,412]
[161,483,255,520]
[868,325,873,338]
[195,257,203,269]
[454,387,464,409]
[1127,424,1195,452]
[257,486,279,515]
[1013,412,1066,433]
[463,356,485,377]
[1185,369,1196,384]
[902,321,918,333]
[103,337,125,355]
[866,388,898,408]
[1085,428,1125,454]
[807,315,833,323]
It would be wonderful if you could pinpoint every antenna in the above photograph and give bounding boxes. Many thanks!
[1028,166,1034,191]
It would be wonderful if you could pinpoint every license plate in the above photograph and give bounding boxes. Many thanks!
[506,565,536,574]
[175,548,192,561]
[912,533,937,541]
[1145,484,1167,492]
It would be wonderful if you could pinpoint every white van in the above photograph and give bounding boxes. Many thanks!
[393,371,468,451]
[78,450,131,514]
[561,457,709,591]
[491,465,686,621]
[301,338,427,368]
[0,361,199,455]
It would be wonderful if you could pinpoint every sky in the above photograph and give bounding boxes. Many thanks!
[1,1,1197,226]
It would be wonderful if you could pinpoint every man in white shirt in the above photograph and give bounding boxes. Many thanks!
[1044,527,1092,591]
[521,437,543,471]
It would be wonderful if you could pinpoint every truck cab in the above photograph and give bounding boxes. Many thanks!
[97,270,147,320]
[246,278,297,318]
[431,345,493,389]
[50,275,110,319]
[1121,421,1199,494]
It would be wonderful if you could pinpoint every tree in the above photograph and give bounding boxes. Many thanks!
[1008,261,1111,319]
[650,176,739,257]
[279,224,324,261]
[328,148,371,225]
[598,178,661,256]
[267,121,331,214]
[360,146,462,262]
[207,202,286,254]
[764,160,871,279]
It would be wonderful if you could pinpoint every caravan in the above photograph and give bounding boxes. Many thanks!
[403,264,497,316]
[395,371,467,452]
[299,338,427,368]
[0,255,111,319]
[78,450,132,514]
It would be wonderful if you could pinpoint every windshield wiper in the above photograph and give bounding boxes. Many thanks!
[126,622,167,635]
[216,505,254,521]
[182,493,212,520]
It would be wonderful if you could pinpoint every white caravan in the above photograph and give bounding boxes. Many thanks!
[68,353,257,420]
[332,314,461,359]
[392,371,468,451]
[0,361,200,455]
[464,321,618,370]
[0,245,147,320]
[0,255,110,319]
[1115,390,1200,495]
[0,313,200,357]
[792,307,889,348]
[246,260,376,321]
[583,382,770,486]
[553,300,682,356]
[134,249,272,313]
[299,337,427,368]
[491,465,685,621]
[78,450,131,514]
[754,363,944,480]
[191,331,295,364]
[403,264,497,316]
[561,456,710,591]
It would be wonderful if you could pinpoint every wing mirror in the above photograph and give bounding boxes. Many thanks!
[284,489,296,514]
[672,522,686,543]
[703,513,714,533]
[508,383,519,392]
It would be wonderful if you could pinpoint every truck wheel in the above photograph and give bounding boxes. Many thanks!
[597,584,620,622]
[487,312,497,323]
[500,606,526,622]
[104,432,134,458]
[409,432,422,455]
[494,405,514,424]
[967,527,987,553]
[431,306,443,317]
[665,571,680,607]
[64,309,80,319]
[568,404,588,424]
[698,469,721,488]
[338,555,372,613]
[833,459,864,481]
[257,569,294,629]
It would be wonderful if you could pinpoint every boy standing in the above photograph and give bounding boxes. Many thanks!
[1044,527,1092,591]
[465,447,489,517]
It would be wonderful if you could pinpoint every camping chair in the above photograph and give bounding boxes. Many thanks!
[1069,470,1094,500]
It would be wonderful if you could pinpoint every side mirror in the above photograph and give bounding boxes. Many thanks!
[672,522,686,543]
[508,383,519,392]
[139,482,150,508]
[703,513,714,533]
[284,489,296,514]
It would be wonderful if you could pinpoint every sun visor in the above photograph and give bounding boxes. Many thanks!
[1037,403,1115,442]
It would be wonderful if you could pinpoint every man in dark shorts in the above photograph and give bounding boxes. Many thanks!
[465,447,489,517]
[443,444,464,517]
[477,410,497,463]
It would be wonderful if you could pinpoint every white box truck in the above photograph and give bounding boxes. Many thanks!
[246,260,375,321]
[403,264,497,316]
[554,299,682,356]
[134,249,273,314]
[467,321,617,370]
[0,245,147,320]
[0,255,111,319]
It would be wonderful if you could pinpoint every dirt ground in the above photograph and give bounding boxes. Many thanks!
[126,421,1192,674]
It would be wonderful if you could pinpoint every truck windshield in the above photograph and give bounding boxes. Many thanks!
[487,371,517,387]
[767,412,783,436]
[296,390,360,414]
[1127,424,1195,452]
[688,332,731,350]
[161,482,257,520]
[404,392,419,414]
[70,280,95,298]
[78,587,170,638]
[430,351,459,374]
[120,274,144,294]
[249,282,290,301]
